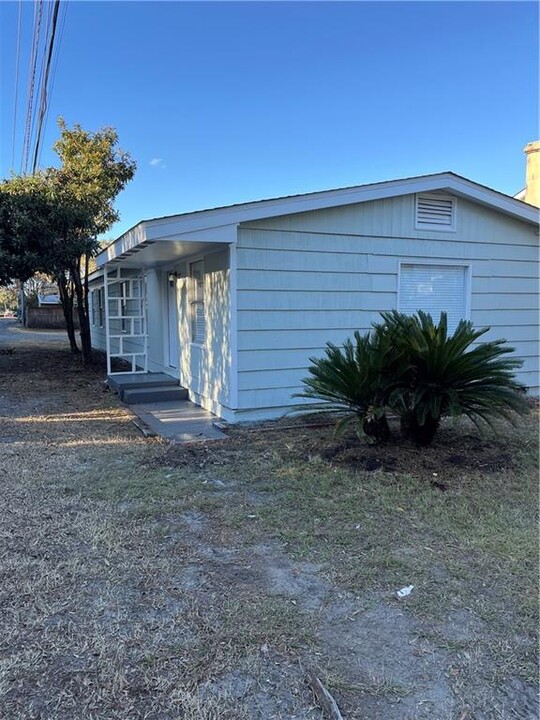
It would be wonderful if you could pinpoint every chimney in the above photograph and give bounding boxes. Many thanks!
[524,141,540,207]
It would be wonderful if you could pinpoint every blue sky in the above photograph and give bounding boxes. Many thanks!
[1,1,538,238]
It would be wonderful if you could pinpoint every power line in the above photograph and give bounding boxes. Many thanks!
[10,0,23,173]
[21,0,42,173]
[37,0,68,170]
[31,0,61,174]
[21,0,44,174]
[29,0,51,155]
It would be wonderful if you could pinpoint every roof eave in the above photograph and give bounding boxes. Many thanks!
[96,172,539,266]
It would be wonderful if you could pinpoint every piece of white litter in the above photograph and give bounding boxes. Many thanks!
[396,585,414,599]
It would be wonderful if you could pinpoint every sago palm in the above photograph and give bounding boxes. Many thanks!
[295,327,407,442]
[378,310,529,445]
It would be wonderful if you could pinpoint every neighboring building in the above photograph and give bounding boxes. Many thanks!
[514,141,540,207]
[37,293,61,306]
[89,164,539,423]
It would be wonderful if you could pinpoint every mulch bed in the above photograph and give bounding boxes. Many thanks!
[145,412,530,488]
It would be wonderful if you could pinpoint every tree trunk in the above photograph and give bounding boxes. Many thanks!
[400,414,440,446]
[71,259,93,365]
[83,253,90,337]
[363,415,391,443]
[56,272,79,354]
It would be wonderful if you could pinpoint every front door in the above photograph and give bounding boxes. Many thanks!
[167,276,179,369]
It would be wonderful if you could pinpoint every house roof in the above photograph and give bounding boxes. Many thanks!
[96,171,540,268]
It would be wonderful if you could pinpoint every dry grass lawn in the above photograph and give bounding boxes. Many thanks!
[0,323,538,719]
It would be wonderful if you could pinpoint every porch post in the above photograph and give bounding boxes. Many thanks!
[143,272,148,373]
[103,263,112,375]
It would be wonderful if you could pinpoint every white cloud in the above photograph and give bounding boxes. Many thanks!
[149,157,164,167]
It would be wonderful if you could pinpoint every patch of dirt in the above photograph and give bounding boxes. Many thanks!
[148,414,521,484]
[322,601,455,719]
[145,509,459,718]
[496,678,540,720]
[294,420,521,479]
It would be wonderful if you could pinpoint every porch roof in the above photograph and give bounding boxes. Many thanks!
[95,221,234,270]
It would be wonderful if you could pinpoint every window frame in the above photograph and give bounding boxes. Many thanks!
[91,290,96,326]
[397,259,472,326]
[98,287,104,328]
[189,258,206,346]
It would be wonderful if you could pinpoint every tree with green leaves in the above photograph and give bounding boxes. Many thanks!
[53,120,136,362]
[0,173,57,285]
[0,283,18,314]
[0,119,136,363]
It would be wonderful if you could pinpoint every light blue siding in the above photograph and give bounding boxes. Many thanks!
[176,248,232,414]
[235,192,539,418]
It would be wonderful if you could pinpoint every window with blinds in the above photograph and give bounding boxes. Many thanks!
[91,290,96,326]
[399,263,469,333]
[190,260,205,344]
[97,288,104,327]
[415,194,456,231]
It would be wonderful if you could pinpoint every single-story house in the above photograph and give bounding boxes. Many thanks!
[89,162,539,423]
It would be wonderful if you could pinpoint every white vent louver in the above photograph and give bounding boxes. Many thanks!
[415,195,455,230]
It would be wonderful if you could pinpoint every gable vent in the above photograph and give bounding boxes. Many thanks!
[415,194,456,231]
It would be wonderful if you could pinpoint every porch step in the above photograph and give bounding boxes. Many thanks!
[123,386,189,404]
[107,372,178,400]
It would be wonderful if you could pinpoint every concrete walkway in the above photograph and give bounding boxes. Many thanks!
[130,399,226,443]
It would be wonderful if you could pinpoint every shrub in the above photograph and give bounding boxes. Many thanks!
[294,327,407,442]
[295,311,529,447]
[378,310,529,445]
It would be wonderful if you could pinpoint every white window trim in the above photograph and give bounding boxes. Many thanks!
[98,287,104,328]
[414,193,457,233]
[189,257,206,347]
[397,259,472,322]
[90,290,96,326]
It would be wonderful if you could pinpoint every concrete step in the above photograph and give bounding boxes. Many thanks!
[123,385,189,405]
[107,373,179,399]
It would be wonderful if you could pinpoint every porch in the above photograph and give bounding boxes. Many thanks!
[89,215,235,423]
